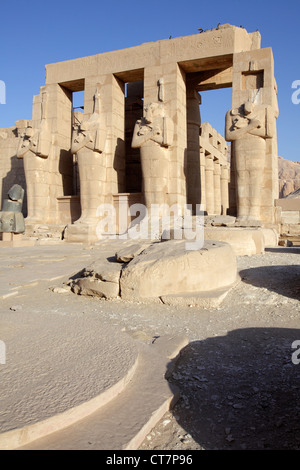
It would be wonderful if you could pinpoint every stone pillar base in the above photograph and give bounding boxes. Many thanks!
[0,232,35,247]
[235,218,262,227]
[64,222,99,244]
[57,196,81,225]
[25,224,65,240]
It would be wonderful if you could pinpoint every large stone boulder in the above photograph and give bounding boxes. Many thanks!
[119,239,237,301]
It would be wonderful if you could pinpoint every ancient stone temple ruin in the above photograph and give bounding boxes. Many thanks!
[0,24,279,244]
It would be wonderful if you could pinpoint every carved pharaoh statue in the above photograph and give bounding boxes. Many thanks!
[225,101,276,223]
[0,184,25,233]
[71,90,106,225]
[16,92,52,223]
[131,102,174,210]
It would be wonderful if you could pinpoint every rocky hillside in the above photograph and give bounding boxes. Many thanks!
[278,156,300,198]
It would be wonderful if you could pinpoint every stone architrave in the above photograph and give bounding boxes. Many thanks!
[225,101,276,224]
[71,90,106,225]
[16,93,52,224]
[0,184,25,233]
[131,102,174,211]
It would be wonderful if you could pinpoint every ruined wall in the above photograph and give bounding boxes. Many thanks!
[275,195,300,242]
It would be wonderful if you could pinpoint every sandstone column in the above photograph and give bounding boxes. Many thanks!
[131,102,174,212]
[231,48,279,224]
[71,89,106,225]
[220,162,230,215]
[16,83,73,226]
[205,154,215,215]
[199,148,206,210]
[225,101,275,223]
[143,64,186,210]
[16,91,52,224]
[186,88,201,213]
[213,158,221,216]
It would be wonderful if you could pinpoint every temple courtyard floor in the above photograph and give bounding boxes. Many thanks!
[0,240,299,450]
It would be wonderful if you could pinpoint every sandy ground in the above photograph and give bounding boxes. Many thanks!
[0,244,299,450]
[138,246,300,450]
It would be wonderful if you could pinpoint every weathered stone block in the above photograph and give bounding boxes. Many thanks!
[120,240,237,301]
[72,277,119,299]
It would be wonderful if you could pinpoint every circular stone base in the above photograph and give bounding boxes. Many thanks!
[0,314,138,449]
[204,227,265,256]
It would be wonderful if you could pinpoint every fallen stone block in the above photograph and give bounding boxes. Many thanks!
[120,240,237,302]
[70,257,123,299]
[83,259,123,283]
[115,242,150,263]
[71,277,120,299]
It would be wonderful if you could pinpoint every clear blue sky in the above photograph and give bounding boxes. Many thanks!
[0,0,299,161]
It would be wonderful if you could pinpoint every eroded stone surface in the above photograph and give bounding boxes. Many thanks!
[115,242,150,263]
[71,276,120,299]
[70,256,123,299]
[120,240,237,301]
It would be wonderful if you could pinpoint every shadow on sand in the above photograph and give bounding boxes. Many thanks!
[168,327,300,450]
[239,262,300,301]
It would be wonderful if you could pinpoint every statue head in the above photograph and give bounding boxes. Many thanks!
[8,184,24,203]
[25,125,34,138]
[80,111,100,133]
[244,101,255,115]
[143,102,163,124]
[0,184,25,233]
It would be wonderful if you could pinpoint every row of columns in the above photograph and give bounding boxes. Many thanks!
[186,87,230,217]
[200,122,230,216]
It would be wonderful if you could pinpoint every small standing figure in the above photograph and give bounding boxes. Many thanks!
[0,184,25,233]
[71,90,106,225]
[131,102,173,210]
[225,101,275,223]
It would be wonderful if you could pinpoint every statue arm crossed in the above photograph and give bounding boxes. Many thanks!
[71,129,106,154]
[17,132,38,158]
[17,137,30,159]
[225,110,262,141]
[132,117,172,148]
[17,127,50,159]
[71,116,106,155]
[131,120,161,148]
[71,130,94,154]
